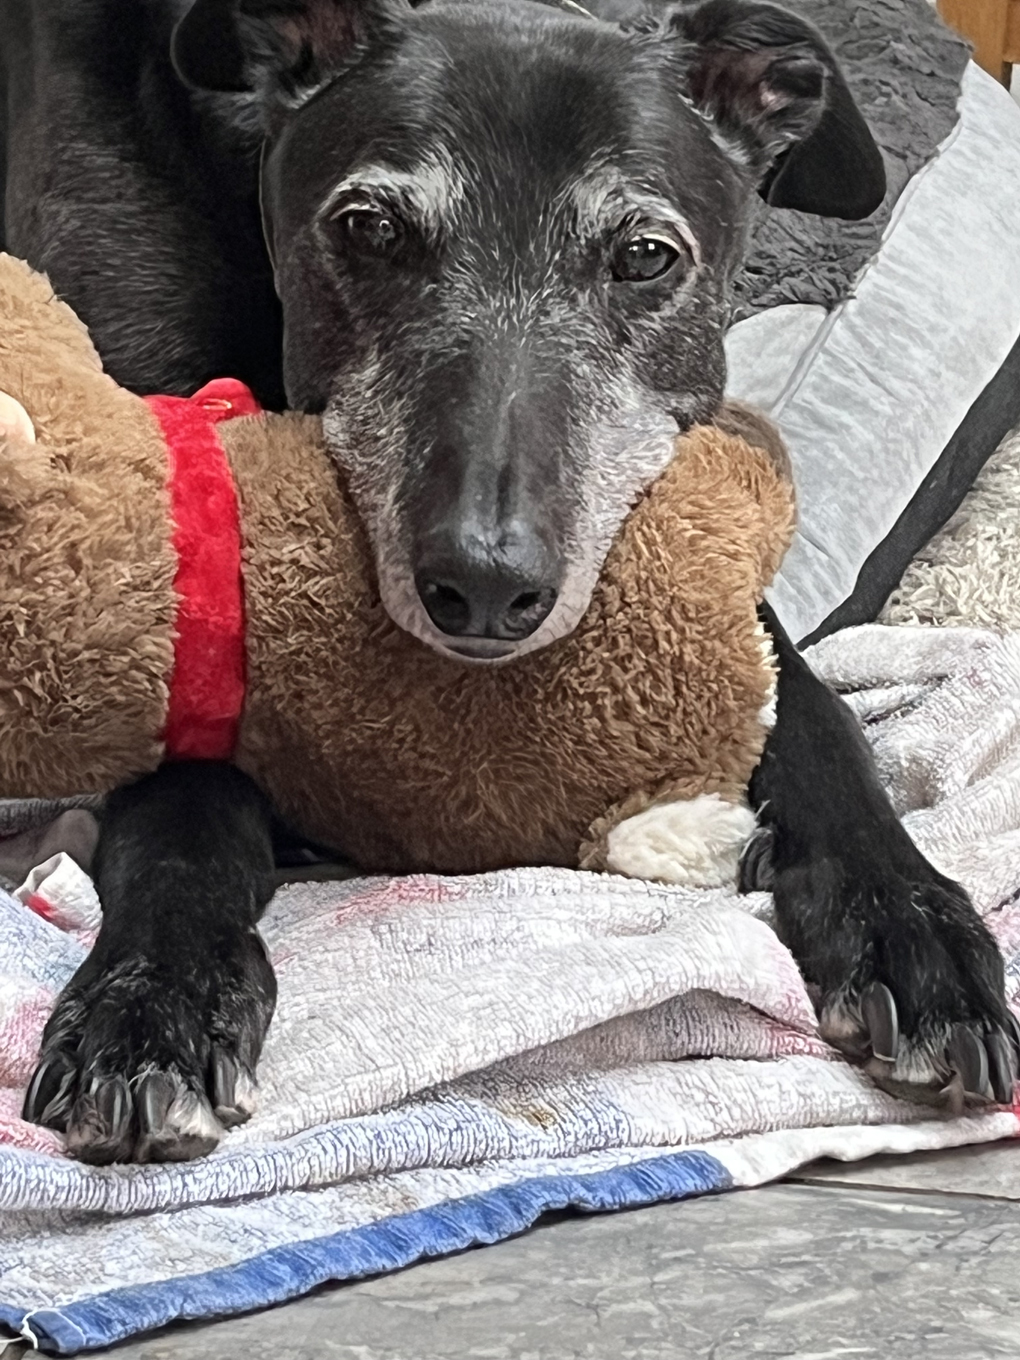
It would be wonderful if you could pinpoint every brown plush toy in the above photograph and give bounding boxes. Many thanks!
[0,252,795,885]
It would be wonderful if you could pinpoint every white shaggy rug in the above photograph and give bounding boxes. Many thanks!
[882,423,1020,629]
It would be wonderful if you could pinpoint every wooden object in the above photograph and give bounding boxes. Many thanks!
[937,0,1017,86]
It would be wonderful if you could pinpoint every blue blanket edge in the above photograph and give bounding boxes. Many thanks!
[0,1147,732,1354]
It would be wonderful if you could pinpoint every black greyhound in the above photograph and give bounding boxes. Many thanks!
[3,0,1014,1165]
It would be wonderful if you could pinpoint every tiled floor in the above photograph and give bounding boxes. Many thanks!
[7,1140,1019,1359]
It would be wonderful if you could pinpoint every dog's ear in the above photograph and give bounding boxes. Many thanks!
[669,0,885,220]
[172,0,408,98]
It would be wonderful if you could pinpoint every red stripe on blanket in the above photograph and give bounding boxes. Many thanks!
[145,379,261,760]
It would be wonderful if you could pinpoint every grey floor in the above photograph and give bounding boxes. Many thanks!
[8,1141,1020,1359]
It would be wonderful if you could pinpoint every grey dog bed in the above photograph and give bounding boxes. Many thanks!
[734,0,971,319]
[724,0,1020,645]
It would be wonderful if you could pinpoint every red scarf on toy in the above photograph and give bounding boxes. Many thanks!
[145,378,260,760]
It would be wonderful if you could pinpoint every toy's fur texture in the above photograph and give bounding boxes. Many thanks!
[0,256,177,795]
[0,252,796,874]
[229,413,793,872]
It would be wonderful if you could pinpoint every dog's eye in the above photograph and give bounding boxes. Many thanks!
[611,236,683,283]
[338,208,403,256]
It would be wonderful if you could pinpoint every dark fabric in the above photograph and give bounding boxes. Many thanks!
[799,331,1020,647]
[0,808,100,891]
[733,0,970,320]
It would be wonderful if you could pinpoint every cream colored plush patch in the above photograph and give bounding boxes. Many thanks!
[605,793,757,888]
[0,391,35,444]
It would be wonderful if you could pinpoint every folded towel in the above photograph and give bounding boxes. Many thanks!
[2,624,1019,1355]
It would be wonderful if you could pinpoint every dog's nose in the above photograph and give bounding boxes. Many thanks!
[415,552,559,641]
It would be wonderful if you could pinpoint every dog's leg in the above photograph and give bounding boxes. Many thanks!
[744,604,1017,1108]
[22,761,277,1164]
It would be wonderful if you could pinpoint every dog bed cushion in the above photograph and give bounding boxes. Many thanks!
[725,28,1020,643]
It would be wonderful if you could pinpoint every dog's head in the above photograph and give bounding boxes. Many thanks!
[175,0,883,662]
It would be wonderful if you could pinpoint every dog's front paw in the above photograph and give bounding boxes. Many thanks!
[22,932,276,1164]
[765,848,1018,1110]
